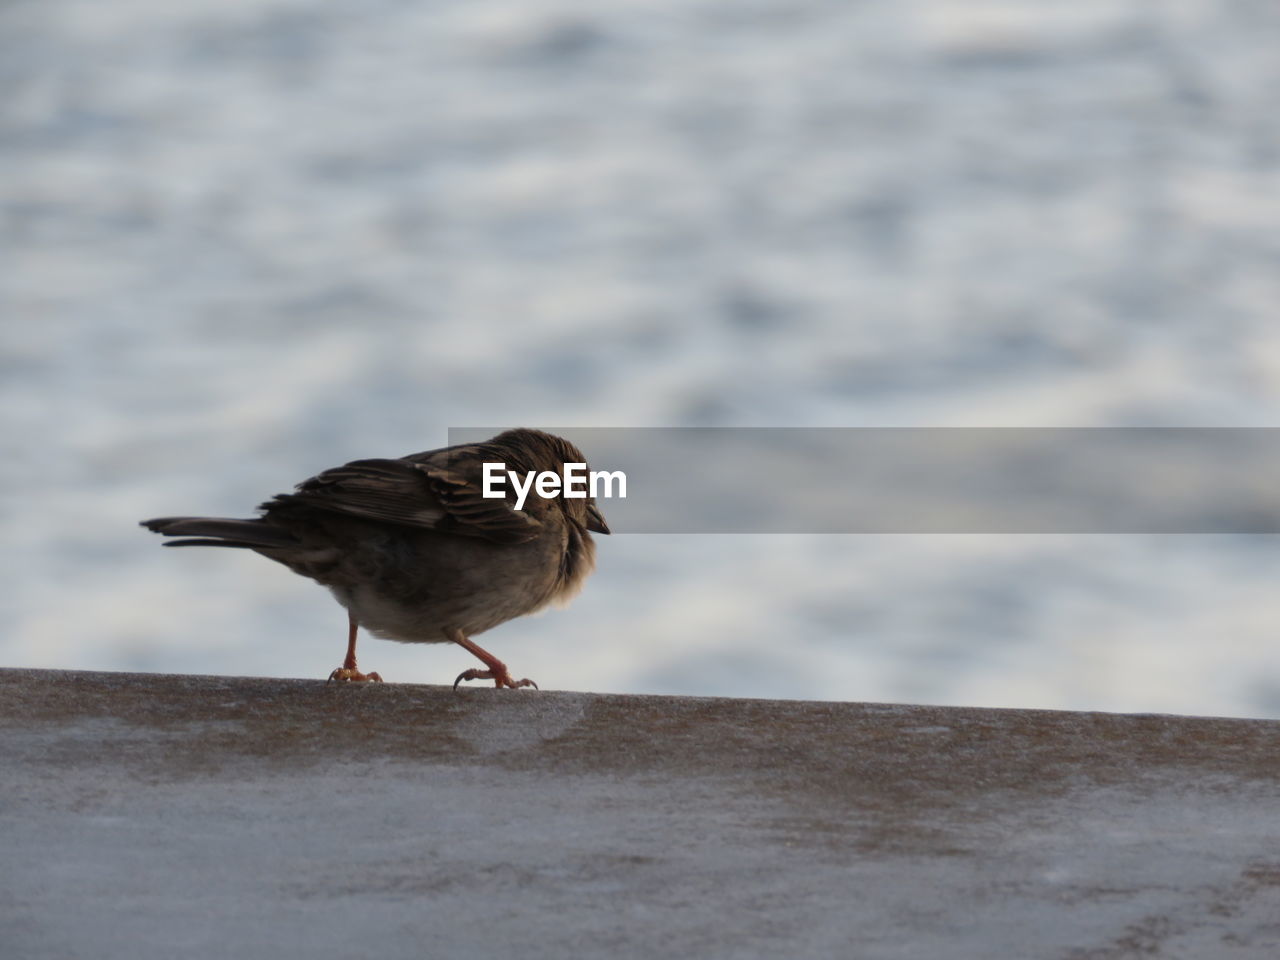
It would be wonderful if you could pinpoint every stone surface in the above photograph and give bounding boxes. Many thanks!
[3,668,1280,958]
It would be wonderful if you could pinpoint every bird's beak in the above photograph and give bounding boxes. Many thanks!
[586,503,611,535]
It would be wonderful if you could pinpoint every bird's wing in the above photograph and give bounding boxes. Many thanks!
[264,452,541,544]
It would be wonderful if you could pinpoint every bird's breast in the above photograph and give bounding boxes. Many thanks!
[327,527,569,643]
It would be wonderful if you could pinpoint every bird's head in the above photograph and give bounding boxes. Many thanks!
[488,428,611,536]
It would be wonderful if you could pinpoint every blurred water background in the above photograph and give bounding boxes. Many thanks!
[4,0,1280,717]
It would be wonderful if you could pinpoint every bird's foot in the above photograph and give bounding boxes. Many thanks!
[453,667,538,691]
[327,667,384,683]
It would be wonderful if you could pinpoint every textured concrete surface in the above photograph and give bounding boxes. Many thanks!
[3,669,1280,959]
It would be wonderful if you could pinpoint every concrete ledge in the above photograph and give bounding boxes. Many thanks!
[3,668,1280,958]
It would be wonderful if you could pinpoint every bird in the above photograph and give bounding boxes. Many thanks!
[141,428,609,689]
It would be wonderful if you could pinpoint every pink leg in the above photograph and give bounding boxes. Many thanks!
[327,614,384,683]
[450,630,537,691]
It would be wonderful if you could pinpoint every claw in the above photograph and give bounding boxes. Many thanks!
[453,668,538,691]
[447,628,538,691]
[328,668,384,684]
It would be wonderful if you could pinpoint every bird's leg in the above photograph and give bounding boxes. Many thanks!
[327,614,384,683]
[450,630,537,691]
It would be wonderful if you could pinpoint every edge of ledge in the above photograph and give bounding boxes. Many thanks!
[2,664,1276,725]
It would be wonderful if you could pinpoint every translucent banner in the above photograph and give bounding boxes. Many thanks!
[447,428,1280,533]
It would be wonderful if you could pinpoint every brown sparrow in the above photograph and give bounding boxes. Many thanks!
[142,428,609,689]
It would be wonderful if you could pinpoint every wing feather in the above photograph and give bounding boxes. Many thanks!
[263,452,541,544]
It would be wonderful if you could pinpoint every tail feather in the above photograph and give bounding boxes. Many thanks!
[141,516,300,549]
